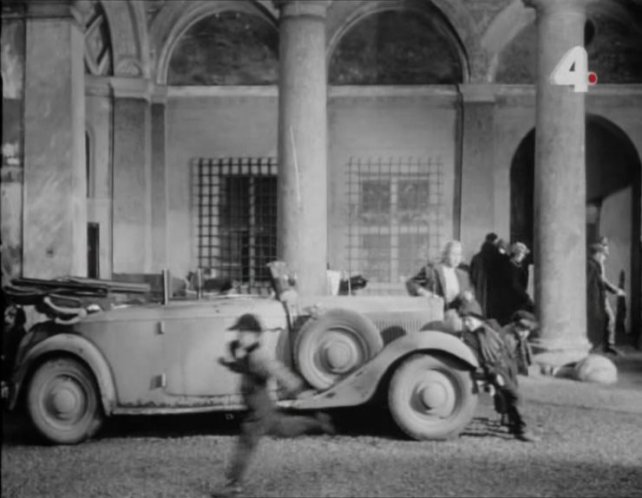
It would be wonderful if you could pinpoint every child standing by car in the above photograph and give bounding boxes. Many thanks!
[215,313,334,497]
[458,302,539,442]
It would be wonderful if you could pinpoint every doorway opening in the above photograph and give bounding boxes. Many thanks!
[510,116,641,347]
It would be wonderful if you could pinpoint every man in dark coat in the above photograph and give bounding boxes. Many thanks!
[216,314,334,497]
[587,243,608,350]
[494,242,535,325]
[470,233,500,316]
[458,302,538,442]
[586,242,625,354]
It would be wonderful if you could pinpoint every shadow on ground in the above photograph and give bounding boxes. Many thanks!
[2,404,411,446]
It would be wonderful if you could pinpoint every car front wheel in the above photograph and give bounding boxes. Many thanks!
[388,353,477,440]
[26,357,104,444]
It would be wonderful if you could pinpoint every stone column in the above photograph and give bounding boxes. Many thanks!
[150,86,169,272]
[458,84,496,259]
[276,0,330,295]
[524,0,592,364]
[23,1,86,278]
[111,78,153,274]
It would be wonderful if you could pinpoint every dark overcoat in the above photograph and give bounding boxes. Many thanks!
[586,258,607,347]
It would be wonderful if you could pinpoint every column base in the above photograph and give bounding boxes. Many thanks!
[530,337,592,367]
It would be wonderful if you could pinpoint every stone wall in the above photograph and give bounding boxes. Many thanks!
[165,88,279,278]
[163,86,459,292]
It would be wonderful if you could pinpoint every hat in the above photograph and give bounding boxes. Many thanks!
[511,310,538,330]
[458,299,485,321]
[485,233,499,243]
[228,313,264,333]
[510,242,530,256]
[588,242,607,255]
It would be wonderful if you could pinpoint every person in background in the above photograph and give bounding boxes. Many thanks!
[587,240,625,355]
[406,240,478,312]
[215,313,334,497]
[597,237,625,355]
[494,242,535,326]
[458,301,539,443]
[470,233,501,317]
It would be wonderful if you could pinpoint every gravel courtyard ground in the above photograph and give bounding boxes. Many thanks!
[3,351,642,498]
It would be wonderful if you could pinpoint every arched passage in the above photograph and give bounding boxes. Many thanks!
[325,3,467,292]
[510,116,642,345]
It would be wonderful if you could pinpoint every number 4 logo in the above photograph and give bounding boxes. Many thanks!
[550,46,598,93]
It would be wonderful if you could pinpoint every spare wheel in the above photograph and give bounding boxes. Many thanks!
[295,308,383,390]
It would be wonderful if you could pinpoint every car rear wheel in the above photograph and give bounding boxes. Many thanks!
[388,353,477,440]
[27,357,104,444]
[295,308,383,390]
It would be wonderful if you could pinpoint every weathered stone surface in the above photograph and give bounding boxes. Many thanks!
[112,95,152,273]
[329,9,463,85]
[23,13,86,278]
[527,0,593,363]
[573,354,618,384]
[168,11,278,86]
[277,0,329,295]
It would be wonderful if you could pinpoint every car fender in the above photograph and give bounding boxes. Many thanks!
[286,331,479,410]
[10,333,117,414]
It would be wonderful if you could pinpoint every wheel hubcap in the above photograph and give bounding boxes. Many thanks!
[412,371,456,417]
[319,331,363,375]
[323,339,358,373]
[418,383,447,410]
[46,378,86,422]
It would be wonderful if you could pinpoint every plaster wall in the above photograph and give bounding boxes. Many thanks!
[112,96,152,273]
[328,87,458,292]
[165,89,278,279]
[164,87,459,288]
[492,87,535,255]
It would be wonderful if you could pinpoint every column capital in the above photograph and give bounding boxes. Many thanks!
[85,75,112,98]
[26,0,84,27]
[151,85,168,105]
[459,84,496,104]
[523,0,592,15]
[110,77,153,102]
[274,0,331,20]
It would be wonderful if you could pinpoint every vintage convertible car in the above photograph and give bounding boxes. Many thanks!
[3,271,480,445]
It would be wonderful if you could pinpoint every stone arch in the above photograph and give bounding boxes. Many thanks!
[481,0,534,83]
[485,0,642,83]
[326,0,480,82]
[99,0,150,78]
[152,0,278,85]
[509,115,642,344]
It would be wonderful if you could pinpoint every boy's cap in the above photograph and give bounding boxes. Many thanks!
[458,300,485,321]
[485,232,498,242]
[511,310,538,329]
[589,242,607,255]
[228,313,264,333]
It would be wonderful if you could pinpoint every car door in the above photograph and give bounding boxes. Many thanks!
[160,300,289,399]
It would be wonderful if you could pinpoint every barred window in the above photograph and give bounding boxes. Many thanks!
[193,158,277,294]
[347,157,445,294]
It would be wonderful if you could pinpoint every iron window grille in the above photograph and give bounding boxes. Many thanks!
[193,157,277,295]
[347,156,445,294]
